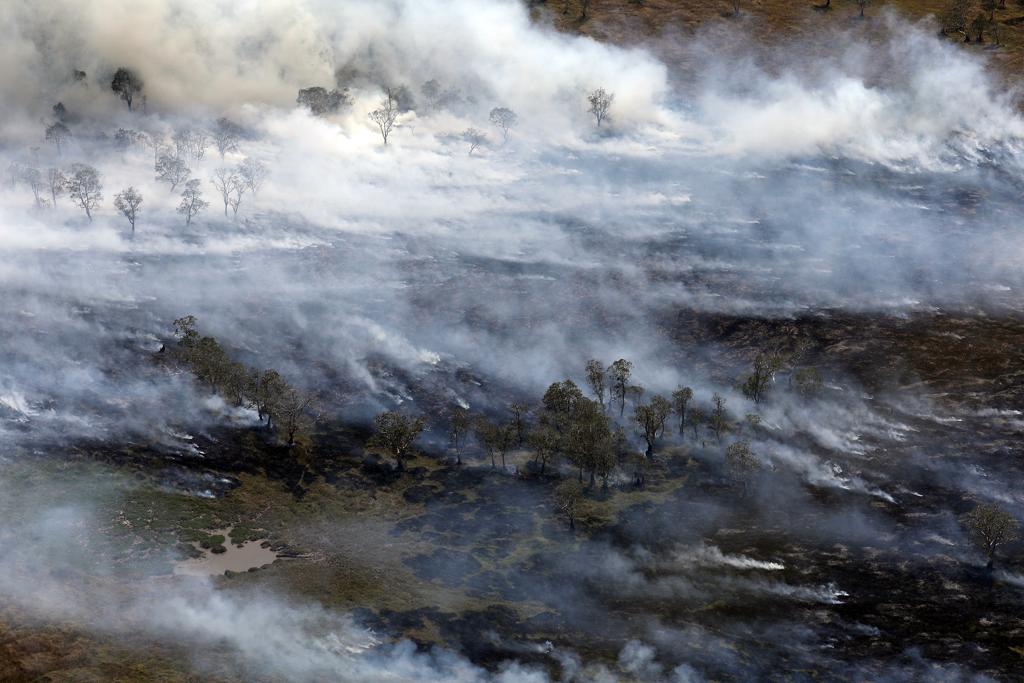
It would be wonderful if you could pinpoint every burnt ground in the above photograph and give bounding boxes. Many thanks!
[4,287,1024,680]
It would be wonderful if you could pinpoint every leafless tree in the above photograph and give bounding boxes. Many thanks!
[20,167,46,209]
[227,174,246,220]
[587,88,614,128]
[173,128,209,161]
[140,132,168,166]
[155,154,191,193]
[67,163,102,221]
[211,167,241,217]
[238,158,269,197]
[46,168,66,207]
[368,90,400,145]
[177,178,208,226]
[114,187,143,234]
[463,127,487,155]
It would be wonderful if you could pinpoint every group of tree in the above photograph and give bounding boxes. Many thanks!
[297,86,351,116]
[940,0,1014,43]
[9,162,100,217]
[172,316,318,446]
[153,138,268,225]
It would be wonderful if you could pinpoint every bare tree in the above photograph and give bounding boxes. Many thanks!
[238,158,269,197]
[488,107,519,142]
[45,122,71,156]
[368,90,400,145]
[227,173,247,220]
[587,88,614,128]
[211,167,240,217]
[962,504,1019,569]
[20,167,45,209]
[140,132,168,166]
[463,127,487,155]
[155,154,191,193]
[111,67,143,110]
[177,178,208,226]
[46,168,66,207]
[114,187,143,234]
[67,163,102,221]
[173,128,209,161]
[211,117,243,159]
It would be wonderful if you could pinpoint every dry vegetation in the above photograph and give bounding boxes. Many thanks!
[534,0,1024,88]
